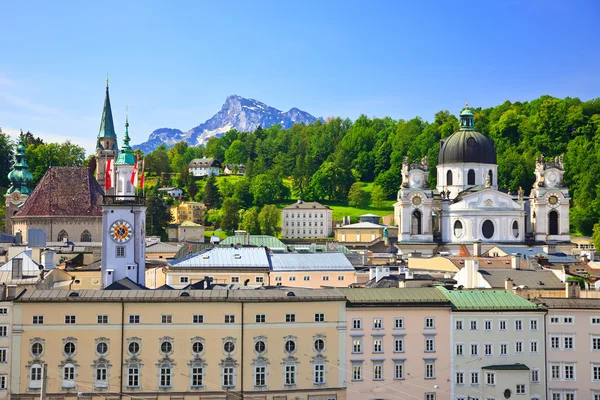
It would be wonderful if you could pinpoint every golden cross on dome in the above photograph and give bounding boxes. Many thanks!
[465,100,469,107]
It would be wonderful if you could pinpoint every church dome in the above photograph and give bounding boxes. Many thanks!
[438,106,496,165]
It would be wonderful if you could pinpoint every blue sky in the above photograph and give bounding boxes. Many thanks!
[1,0,599,153]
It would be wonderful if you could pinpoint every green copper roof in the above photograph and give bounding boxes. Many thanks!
[437,287,542,310]
[459,104,475,131]
[97,83,117,139]
[116,116,135,165]
[482,363,530,371]
[221,235,287,249]
[341,288,451,304]
[7,137,33,195]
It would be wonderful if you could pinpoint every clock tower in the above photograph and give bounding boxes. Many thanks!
[101,115,146,288]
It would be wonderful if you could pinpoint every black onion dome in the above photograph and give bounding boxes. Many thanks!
[438,106,497,165]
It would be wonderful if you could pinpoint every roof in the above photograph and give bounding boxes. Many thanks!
[179,221,203,227]
[170,247,271,269]
[270,252,354,272]
[104,278,148,290]
[0,270,41,285]
[532,298,600,309]
[437,287,542,310]
[492,246,578,264]
[189,158,221,168]
[340,288,451,305]
[15,167,105,217]
[439,129,497,165]
[0,234,15,243]
[408,257,460,273]
[479,269,564,289]
[0,250,41,272]
[363,274,454,288]
[97,85,116,139]
[449,256,528,270]
[336,222,385,229]
[146,242,183,254]
[15,287,346,302]
[221,235,286,249]
[157,187,181,191]
[481,364,530,371]
[155,284,174,290]
[282,201,330,210]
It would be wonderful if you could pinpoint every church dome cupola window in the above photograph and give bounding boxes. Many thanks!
[467,169,475,185]
[459,103,475,131]
[453,220,464,238]
[549,211,559,235]
[446,170,453,186]
[512,221,519,238]
[482,220,494,239]
[411,210,422,235]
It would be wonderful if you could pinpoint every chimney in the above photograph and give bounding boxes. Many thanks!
[41,250,56,270]
[473,240,482,257]
[543,243,556,255]
[105,269,115,287]
[562,264,570,275]
[565,281,580,298]
[7,285,17,299]
[465,259,479,288]
[505,278,514,290]
[511,253,521,270]
[204,276,211,289]
[0,284,6,301]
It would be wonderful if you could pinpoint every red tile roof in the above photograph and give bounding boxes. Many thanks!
[16,167,105,217]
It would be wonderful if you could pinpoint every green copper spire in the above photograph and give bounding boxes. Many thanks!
[116,108,136,165]
[459,101,475,131]
[97,78,117,140]
[7,136,33,195]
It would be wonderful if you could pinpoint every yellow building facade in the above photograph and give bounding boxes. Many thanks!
[170,202,206,225]
[10,289,347,400]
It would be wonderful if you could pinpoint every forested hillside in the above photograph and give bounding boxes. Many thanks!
[143,95,600,237]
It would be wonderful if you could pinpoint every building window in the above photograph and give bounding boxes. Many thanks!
[352,363,362,381]
[33,315,44,324]
[454,220,463,238]
[314,364,325,384]
[161,315,172,324]
[512,220,519,238]
[352,319,362,329]
[515,319,523,331]
[337,275,344,280]
[224,315,235,323]
[592,335,600,350]
[456,343,464,356]
[127,364,139,387]
[373,339,383,353]
[425,394,436,400]
[455,319,464,330]
[500,343,508,356]
[516,384,526,394]
[394,337,404,352]
[116,246,126,258]
[192,340,204,355]
[224,340,236,353]
[159,362,172,388]
[531,368,540,383]
[486,372,496,386]
[564,335,574,349]
[394,361,404,379]
[352,339,362,353]
[30,364,42,389]
[62,364,75,388]
[470,320,478,330]
[530,340,538,353]
[395,318,404,329]
[180,276,189,283]
[456,371,464,385]
[95,363,108,388]
[530,319,538,330]
[81,230,92,242]
[591,317,600,325]
[315,313,325,322]
[467,169,476,185]
[191,364,204,388]
[471,371,479,385]
[286,313,296,323]
[373,363,383,380]
[411,210,422,235]
[0,348,6,363]
[425,337,435,352]
[65,315,76,324]
[57,230,69,242]
[285,339,296,353]
[593,364,600,381]
[303,276,310,281]
[255,276,264,283]
[549,210,559,235]
[482,220,494,239]
[255,314,266,323]
[160,339,173,355]
[564,364,575,380]
[289,276,296,281]
[425,361,435,379]
[314,338,325,352]
[322,276,330,281]
[285,364,296,386]
[255,366,266,387]
[515,341,523,354]
[64,341,76,356]
[425,317,435,328]
[193,314,204,324]
[97,315,109,324]
[484,343,493,356]
[484,320,492,331]
[96,341,108,355]
[499,320,507,330]
[129,315,140,324]
[373,318,383,329]
[128,341,140,355]
[447,170,453,186]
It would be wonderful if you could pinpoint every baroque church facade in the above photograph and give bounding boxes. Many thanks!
[394,105,570,245]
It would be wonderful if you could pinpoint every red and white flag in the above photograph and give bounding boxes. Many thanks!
[131,156,139,186]
[139,159,145,188]
[104,158,113,190]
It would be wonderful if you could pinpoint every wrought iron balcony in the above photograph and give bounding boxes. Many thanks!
[102,195,145,206]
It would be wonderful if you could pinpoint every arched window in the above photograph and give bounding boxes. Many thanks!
[446,170,453,186]
[127,363,139,388]
[453,220,463,238]
[411,210,422,235]
[482,220,494,239]
[512,221,519,238]
[488,170,493,185]
[57,230,69,242]
[95,363,108,388]
[30,364,42,389]
[159,361,172,388]
[81,230,92,242]
[549,211,559,235]
[62,363,76,388]
[190,360,205,388]
[467,169,475,185]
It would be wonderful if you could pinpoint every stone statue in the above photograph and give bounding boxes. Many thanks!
[402,156,409,166]
[383,227,389,238]
[518,186,524,200]
[485,171,491,188]
[421,156,428,170]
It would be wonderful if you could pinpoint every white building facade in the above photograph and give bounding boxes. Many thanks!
[281,200,333,239]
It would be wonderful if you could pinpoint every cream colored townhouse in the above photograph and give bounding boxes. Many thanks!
[10,288,347,400]
[281,201,333,239]
[0,298,11,398]
[340,288,453,400]
[532,296,600,400]
[439,288,547,400]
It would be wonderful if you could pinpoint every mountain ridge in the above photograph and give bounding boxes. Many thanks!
[133,95,320,153]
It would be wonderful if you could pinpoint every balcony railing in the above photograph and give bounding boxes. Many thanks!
[102,195,145,206]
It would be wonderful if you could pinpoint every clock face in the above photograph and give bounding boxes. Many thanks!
[110,220,133,243]
[412,196,422,206]
[548,195,559,206]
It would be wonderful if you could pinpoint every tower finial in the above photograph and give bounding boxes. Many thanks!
[465,100,469,108]
[125,105,129,128]
[106,73,109,88]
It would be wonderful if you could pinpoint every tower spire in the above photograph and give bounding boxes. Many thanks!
[116,107,135,166]
[98,79,117,140]
[7,137,33,196]
[459,103,475,131]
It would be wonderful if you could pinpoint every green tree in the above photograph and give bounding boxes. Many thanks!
[593,223,600,252]
[371,185,387,208]
[144,145,171,176]
[240,207,261,234]
[26,141,86,184]
[205,208,222,228]
[347,182,371,208]
[258,204,280,236]
[224,139,247,164]
[233,178,253,208]
[145,195,170,238]
[310,161,355,201]
[202,176,221,209]
[374,169,401,199]
[0,130,14,188]
[251,174,283,206]
[220,198,241,232]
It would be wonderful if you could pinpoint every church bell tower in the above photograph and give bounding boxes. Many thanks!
[4,136,33,234]
[101,114,146,288]
[95,78,119,195]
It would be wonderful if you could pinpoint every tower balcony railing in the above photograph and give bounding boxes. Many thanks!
[102,195,145,206]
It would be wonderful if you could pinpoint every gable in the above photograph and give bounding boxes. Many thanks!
[450,188,521,211]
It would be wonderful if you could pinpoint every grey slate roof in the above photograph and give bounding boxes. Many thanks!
[170,247,271,269]
[146,242,183,254]
[496,246,578,263]
[282,201,330,210]
[270,252,354,272]
[479,269,564,289]
[104,278,148,290]
[532,298,600,309]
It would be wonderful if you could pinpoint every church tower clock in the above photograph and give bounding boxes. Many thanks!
[101,115,146,288]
